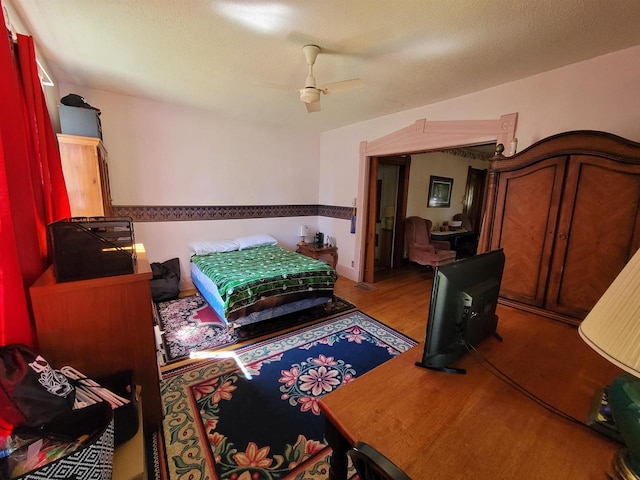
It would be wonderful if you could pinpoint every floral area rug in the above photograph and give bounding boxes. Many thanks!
[156,311,417,480]
[155,293,356,364]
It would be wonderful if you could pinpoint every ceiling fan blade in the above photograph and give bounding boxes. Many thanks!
[254,81,297,92]
[305,101,321,113]
[319,78,364,94]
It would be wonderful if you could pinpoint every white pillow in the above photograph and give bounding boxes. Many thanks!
[190,239,239,255]
[234,234,278,250]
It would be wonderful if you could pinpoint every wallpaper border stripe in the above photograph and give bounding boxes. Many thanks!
[112,205,353,222]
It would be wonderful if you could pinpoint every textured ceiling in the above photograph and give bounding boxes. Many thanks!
[8,0,640,132]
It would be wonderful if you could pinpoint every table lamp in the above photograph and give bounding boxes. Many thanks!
[579,247,640,479]
[297,225,309,246]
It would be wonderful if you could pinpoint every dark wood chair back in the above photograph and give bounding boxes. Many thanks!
[348,442,411,480]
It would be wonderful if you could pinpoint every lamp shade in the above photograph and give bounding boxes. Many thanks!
[579,247,640,377]
[298,225,309,237]
[383,206,395,218]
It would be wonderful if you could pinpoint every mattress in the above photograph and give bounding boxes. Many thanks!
[190,244,337,327]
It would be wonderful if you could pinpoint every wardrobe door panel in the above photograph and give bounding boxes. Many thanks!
[546,156,640,318]
[490,157,566,306]
[58,134,112,217]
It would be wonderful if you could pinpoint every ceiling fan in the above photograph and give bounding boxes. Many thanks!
[259,45,364,113]
[298,45,363,113]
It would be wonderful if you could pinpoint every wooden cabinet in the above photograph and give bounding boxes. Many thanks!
[57,134,112,217]
[29,248,161,432]
[479,131,640,324]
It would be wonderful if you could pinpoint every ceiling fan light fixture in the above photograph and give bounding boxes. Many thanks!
[300,88,320,104]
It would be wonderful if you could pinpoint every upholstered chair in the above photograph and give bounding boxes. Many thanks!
[404,216,457,268]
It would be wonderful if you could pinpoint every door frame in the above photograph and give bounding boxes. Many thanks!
[357,113,518,283]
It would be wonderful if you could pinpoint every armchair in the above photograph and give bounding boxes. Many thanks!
[404,216,456,268]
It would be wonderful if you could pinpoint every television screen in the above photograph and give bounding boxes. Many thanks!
[416,249,505,374]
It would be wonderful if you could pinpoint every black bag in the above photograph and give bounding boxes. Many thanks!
[150,257,181,302]
[0,345,75,434]
[95,370,139,446]
[60,93,101,114]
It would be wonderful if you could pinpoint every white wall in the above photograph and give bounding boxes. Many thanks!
[57,88,322,206]
[320,45,640,280]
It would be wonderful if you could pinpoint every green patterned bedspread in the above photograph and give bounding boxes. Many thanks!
[191,244,337,316]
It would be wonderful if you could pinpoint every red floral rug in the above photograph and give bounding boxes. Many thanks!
[155,293,356,364]
[153,311,417,479]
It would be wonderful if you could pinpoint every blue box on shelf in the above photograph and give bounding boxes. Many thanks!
[59,104,102,139]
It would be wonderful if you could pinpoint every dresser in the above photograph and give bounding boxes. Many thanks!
[57,133,112,217]
[29,247,161,432]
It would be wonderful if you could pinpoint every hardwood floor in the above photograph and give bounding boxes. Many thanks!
[334,264,434,341]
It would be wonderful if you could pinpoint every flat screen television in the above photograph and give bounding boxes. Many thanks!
[416,249,506,374]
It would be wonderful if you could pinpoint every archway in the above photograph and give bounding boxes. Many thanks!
[355,113,518,282]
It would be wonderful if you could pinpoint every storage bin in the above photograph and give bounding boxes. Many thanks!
[59,105,102,139]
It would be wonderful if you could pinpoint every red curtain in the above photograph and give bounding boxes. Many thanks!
[0,20,71,347]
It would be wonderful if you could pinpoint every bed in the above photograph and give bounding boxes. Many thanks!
[190,234,337,330]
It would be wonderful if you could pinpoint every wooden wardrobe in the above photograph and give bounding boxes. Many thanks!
[478,131,640,325]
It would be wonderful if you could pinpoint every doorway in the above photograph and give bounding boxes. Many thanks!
[372,155,410,282]
[462,166,487,233]
[357,114,518,283]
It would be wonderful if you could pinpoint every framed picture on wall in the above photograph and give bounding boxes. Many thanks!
[428,176,453,208]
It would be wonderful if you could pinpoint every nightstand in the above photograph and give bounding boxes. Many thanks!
[296,244,338,270]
